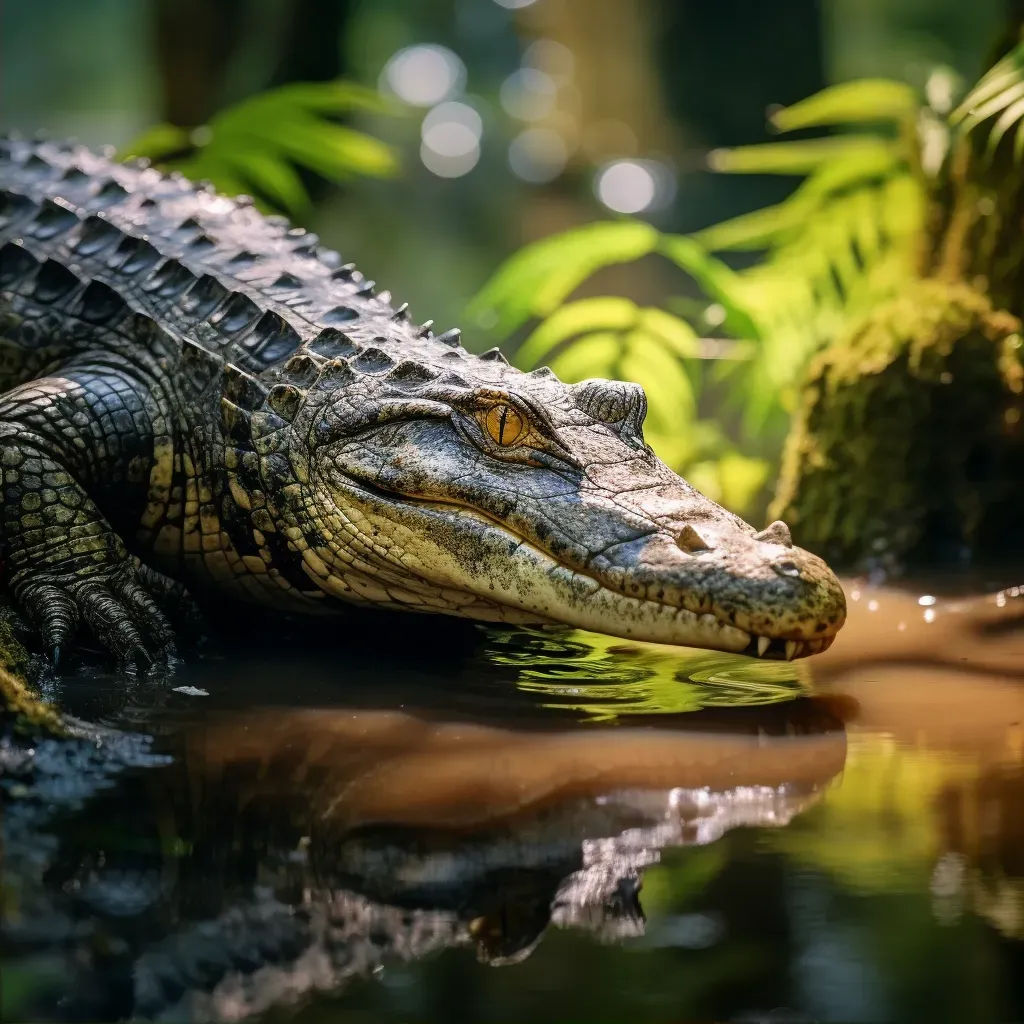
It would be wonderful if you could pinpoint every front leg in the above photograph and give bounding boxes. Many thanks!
[0,356,184,670]
[0,435,176,668]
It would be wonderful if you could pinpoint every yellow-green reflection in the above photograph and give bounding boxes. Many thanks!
[485,627,810,720]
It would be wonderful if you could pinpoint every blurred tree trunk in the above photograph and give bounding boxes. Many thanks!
[269,0,353,87]
[651,0,826,149]
[154,0,352,129]
[649,0,826,233]
[154,0,249,127]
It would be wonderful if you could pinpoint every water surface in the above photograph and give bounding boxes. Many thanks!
[3,577,1024,1023]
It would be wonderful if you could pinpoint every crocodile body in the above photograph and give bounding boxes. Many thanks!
[0,138,846,666]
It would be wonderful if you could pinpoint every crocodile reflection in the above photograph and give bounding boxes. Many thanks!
[5,701,847,1022]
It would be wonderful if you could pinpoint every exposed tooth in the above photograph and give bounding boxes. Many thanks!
[784,640,798,661]
[757,636,770,657]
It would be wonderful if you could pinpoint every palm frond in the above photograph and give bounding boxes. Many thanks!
[951,40,1024,163]
[120,81,399,219]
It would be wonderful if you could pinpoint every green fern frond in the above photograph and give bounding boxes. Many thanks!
[468,77,932,511]
[466,221,660,334]
[514,297,701,468]
[120,81,399,219]
[952,40,1024,163]
[707,136,900,175]
[768,78,917,131]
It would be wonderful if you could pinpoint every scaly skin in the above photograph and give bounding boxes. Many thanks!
[0,137,846,668]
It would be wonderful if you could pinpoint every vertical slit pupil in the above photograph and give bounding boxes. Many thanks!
[498,405,509,444]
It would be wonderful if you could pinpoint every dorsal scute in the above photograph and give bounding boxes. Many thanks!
[0,239,40,286]
[242,309,302,367]
[141,258,196,300]
[29,196,78,240]
[307,327,358,360]
[222,361,267,412]
[73,213,123,256]
[32,258,83,303]
[0,141,499,387]
[77,279,128,326]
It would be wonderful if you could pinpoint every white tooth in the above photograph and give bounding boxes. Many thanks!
[784,640,798,661]
[757,636,770,657]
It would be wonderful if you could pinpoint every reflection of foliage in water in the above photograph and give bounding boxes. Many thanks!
[483,627,809,720]
[767,735,979,891]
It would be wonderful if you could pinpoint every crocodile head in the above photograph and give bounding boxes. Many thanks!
[266,337,846,659]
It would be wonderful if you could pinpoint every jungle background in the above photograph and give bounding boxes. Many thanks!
[4,0,1024,572]
[7,6,1024,1023]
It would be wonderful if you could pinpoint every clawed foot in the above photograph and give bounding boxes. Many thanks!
[14,560,189,675]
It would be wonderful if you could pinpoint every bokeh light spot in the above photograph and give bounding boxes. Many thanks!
[500,68,557,121]
[523,39,576,82]
[595,159,675,214]
[382,45,465,107]
[508,128,568,183]
[421,101,482,177]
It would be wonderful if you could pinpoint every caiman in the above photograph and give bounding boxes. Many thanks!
[0,138,846,669]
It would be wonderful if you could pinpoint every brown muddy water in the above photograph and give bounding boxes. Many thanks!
[3,577,1024,1023]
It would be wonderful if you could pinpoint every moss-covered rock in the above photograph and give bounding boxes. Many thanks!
[0,605,62,739]
[770,279,1024,571]
[0,666,65,739]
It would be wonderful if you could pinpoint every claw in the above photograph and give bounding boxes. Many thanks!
[129,644,153,674]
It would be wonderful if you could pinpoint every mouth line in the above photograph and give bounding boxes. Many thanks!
[338,476,835,659]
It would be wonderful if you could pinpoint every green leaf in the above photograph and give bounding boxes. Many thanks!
[119,123,191,163]
[636,308,701,359]
[984,94,1024,158]
[118,79,399,218]
[548,331,621,382]
[692,201,804,251]
[621,330,696,427]
[223,149,312,217]
[657,235,762,339]
[707,136,898,175]
[770,79,917,132]
[951,43,1024,125]
[954,79,1024,134]
[468,221,659,335]
[516,297,639,369]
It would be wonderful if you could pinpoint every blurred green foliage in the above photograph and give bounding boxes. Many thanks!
[470,77,946,516]
[120,81,399,220]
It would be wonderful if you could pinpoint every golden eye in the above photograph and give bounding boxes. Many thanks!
[482,403,526,446]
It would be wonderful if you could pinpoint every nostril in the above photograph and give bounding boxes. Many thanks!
[754,520,793,548]
[774,560,801,579]
[677,524,712,553]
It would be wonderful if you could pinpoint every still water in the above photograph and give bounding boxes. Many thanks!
[3,579,1024,1023]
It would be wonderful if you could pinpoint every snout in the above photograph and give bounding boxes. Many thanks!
[595,519,847,658]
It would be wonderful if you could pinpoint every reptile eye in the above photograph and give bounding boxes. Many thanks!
[482,403,526,446]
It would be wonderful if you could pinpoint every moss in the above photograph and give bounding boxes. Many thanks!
[0,616,62,738]
[771,279,1024,570]
[0,667,65,737]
